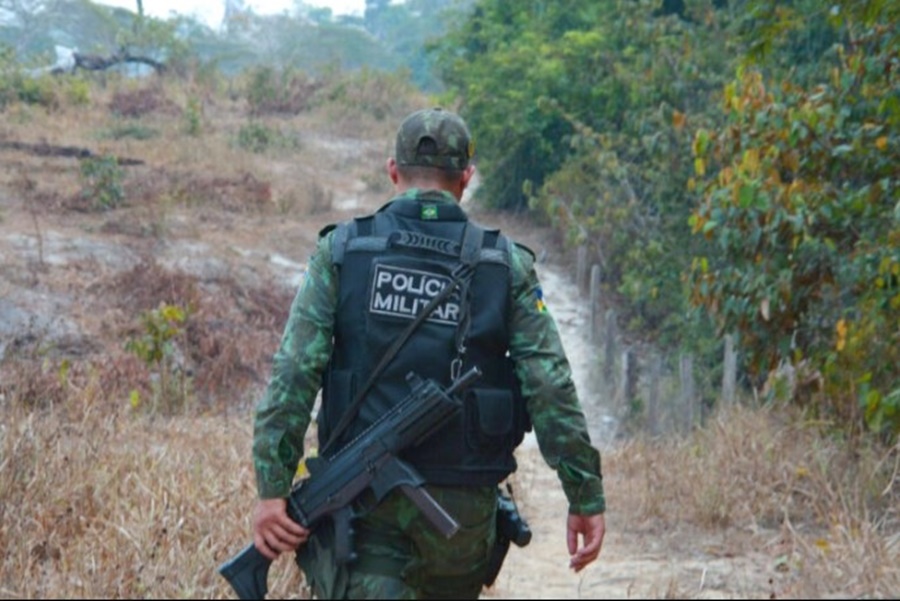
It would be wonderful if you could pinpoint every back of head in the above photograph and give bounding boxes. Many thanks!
[395,107,475,174]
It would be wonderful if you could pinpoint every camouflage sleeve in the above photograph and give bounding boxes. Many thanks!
[508,244,606,515]
[253,232,337,499]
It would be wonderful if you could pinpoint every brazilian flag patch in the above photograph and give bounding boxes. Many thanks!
[535,288,548,313]
[421,204,439,220]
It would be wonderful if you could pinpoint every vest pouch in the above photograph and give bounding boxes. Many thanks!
[466,389,514,450]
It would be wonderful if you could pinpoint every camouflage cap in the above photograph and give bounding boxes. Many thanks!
[395,108,474,171]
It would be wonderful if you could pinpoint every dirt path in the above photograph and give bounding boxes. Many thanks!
[494,442,780,600]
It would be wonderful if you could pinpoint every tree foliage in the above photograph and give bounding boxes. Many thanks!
[433,0,735,346]
[435,0,898,439]
[690,0,899,436]
[433,0,610,211]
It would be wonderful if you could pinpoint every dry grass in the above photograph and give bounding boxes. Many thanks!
[606,403,900,598]
[0,392,308,599]
[4,389,896,598]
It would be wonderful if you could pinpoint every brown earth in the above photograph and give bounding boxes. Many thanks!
[0,130,792,599]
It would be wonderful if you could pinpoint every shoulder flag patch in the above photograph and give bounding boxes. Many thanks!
[535,287,548,313]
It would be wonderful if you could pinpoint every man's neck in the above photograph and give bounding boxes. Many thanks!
[396,183,462,202]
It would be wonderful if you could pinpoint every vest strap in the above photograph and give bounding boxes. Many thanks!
[460,222,484,265]
[346,236,389,253]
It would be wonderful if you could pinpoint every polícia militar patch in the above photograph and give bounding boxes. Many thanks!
[535,288,548,313]
[369,264,460,325]
[421,204,439,220]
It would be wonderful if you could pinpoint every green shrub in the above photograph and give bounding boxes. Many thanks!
[79,155,125,210]
[235,121,300,154]
[125,303,192,415]
[184,96,203,136]
[64,76,91,106]
[15,75,58,107]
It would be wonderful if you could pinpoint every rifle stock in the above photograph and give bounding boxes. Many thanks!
[218,544,272,600]
[219,367,482,600]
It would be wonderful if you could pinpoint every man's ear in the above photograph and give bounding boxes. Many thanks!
[460,164,476,191]
[387,157,400,185]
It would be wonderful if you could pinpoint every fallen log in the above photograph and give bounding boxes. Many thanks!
[71,50,166,74]
[0,140,144,166]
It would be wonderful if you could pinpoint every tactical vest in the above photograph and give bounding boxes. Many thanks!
[318,197,529,486]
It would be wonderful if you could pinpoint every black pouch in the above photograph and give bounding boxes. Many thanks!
[483,488,532,586]
[466,389,514,449]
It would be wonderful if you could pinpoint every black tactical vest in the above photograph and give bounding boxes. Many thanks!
[318,196,528,486]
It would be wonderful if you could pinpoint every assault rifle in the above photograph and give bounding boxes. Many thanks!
[218,366,482,600]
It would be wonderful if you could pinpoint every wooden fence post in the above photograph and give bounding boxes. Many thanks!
[722,334,737,406]
[603,310,618,397]
[679,353,695,433]
[589,264,602,343]
[622,348,638,414]
[647,353,661,436]
[576,245,588,296]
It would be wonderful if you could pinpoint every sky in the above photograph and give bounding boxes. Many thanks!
[97,0,366,28]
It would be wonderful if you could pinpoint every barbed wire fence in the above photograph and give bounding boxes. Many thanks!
[573,245,739,439]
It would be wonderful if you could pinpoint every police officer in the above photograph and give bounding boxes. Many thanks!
[251,108,606,599]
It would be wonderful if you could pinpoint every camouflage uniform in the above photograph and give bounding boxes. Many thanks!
[253,109,604,599]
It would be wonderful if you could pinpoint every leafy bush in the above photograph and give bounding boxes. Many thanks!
[235,121,300,154]
[479,1,733,347]
[0,46,60,110]
[64,76,91,106]
[690,4,900,438]
[79,155,125,210]
[184,96,203,136]
[125,303,192,414]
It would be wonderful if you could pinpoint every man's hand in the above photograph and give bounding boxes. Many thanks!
[252,498,310,560]
[566,512,605,572]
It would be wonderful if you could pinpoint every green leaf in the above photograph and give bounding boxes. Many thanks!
[832,144,853,157]
[739,185,755,209]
